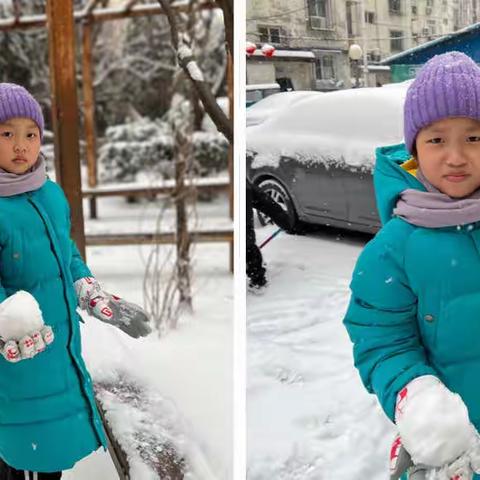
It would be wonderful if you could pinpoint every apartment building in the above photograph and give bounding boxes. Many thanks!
[246,0,352,90]
[246,0,479,90]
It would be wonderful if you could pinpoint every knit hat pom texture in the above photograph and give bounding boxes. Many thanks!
[0,83,44,140]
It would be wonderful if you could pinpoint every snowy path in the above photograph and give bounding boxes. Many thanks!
[247,225,395,479]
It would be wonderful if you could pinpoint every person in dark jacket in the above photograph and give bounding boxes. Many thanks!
[246,178,293,288]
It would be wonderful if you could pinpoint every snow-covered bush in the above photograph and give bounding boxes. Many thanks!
[98,118,228,183]
[193,131,228,176]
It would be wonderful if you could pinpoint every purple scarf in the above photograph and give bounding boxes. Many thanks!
[394,169,480,228]
[0,153,47,197]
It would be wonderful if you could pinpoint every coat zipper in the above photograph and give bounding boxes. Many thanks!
[26,196,104,445]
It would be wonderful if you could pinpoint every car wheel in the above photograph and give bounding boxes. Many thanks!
[256,178,298,231]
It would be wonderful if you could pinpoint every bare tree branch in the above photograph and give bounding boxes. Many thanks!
[157,0,232,144]
[82,0,102,16]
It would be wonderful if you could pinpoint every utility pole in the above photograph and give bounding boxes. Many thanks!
[359,0,368,87]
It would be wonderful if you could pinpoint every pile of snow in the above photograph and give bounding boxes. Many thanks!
[247,86,409,172]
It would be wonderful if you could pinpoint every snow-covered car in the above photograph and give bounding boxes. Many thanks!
[247,85,409,234]
[246,91,323,127]
[246,83,281,107]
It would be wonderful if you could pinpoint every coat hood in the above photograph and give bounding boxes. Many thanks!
[374,143,427,225]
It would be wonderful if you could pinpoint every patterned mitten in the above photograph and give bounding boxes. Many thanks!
[74,277,151,338]
[0,326,54,363]
[0,290,54,363]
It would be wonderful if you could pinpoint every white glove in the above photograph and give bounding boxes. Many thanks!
[395,375,480,470]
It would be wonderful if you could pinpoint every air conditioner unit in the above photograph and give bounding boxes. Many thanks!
[310,16,328,29]
[426,6,433,15]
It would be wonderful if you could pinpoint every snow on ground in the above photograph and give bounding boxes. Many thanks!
[247,224,396,479]
[62,193,232,479]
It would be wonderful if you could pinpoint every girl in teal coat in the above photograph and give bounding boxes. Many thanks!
[0,84,150,479]
[344,52,480,480]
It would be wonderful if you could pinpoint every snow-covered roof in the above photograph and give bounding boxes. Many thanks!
[367,65,390,71]
[381,21,480,65]
[250,49,315,60]
[246,83,280,91]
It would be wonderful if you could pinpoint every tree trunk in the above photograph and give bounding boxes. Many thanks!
[172,94,193,320]
[215,0,233,57]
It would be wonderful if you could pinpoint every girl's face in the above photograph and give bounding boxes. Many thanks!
[0,117,41,174]
[416,117,480,198]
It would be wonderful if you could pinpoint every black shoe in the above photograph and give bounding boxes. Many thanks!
[248,275,267,289]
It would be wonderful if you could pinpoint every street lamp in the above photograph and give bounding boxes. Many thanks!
[348,44,363,88]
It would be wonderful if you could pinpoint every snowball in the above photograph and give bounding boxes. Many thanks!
[0,291,44,340]
[397,376,476,467]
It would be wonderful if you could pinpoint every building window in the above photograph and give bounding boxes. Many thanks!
[258,26,282,45]
[389,0,402,14]
[443,17,448,24]
[412,5,417,14]
[368,49,381,62]
[315,55,335,80]
[427,19,436,35]
[309,0,329,29]
[309,0,327,18]
[365,11,375,23]
[427,0,434,6]
[390,30,404,51]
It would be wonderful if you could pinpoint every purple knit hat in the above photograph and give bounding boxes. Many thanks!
[404,51,480,153]
[0,83,44,140]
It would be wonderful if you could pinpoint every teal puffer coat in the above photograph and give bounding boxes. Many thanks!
[344,143,480,476]
[0,179,107,472]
